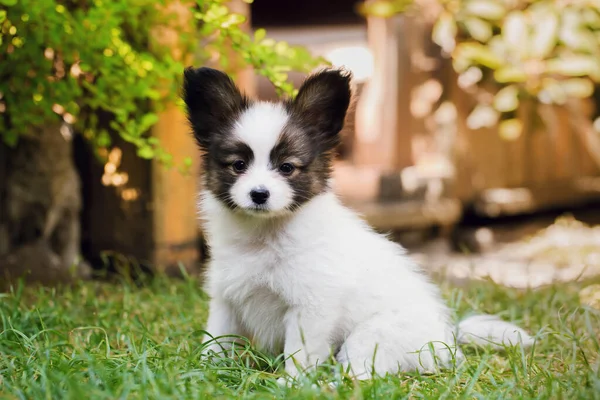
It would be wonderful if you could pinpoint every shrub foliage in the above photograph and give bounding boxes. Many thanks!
[0,0,322,166]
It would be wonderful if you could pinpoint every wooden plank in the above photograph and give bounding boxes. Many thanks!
[448,72,479,202]
[554,105,573,180]
[150,1,199,272]
[332,162,462,230]
[353,12,410,171]
[569,99,600,177]
[472,178,600,217]
[505,100,530,187]
[533,104,558,186]
[151,105,199,271]
[347,198,462,231]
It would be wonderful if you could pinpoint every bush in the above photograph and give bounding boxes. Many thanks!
[0,0,323,167]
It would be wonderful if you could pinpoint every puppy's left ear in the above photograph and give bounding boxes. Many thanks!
[288,68,352,150]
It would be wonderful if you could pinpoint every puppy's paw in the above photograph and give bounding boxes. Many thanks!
[326,381,339,390]
[200,342,223,357]
[276,376,294,388]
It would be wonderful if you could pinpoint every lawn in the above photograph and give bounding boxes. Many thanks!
[1,273,599,399]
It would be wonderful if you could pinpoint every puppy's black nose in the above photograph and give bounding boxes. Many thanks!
[250,188,270,205]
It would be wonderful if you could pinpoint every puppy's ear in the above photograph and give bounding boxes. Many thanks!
[288,68,352,150]
[183,67,249,148]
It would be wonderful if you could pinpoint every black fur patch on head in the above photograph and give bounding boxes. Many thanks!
[204,140,254,210]
[272,68,352,208]
[270,125,333,209]
[183,67,250,149]
[183,67,253,209]
[285,68,352,153]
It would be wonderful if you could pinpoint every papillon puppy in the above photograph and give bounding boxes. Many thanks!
[183,67,534,380]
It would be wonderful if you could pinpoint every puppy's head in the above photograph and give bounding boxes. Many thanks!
[183,67,352,217]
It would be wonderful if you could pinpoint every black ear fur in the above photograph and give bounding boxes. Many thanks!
[183,67,249,148]
[287,68,352,150]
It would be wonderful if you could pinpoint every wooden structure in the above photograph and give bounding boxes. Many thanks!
[332,9,600,230]
[149,1,199,273]
[331,12,463,231]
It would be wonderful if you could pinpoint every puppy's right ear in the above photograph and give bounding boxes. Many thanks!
[183,67,249,148]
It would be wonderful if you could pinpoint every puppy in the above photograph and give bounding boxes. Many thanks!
[183,67,533,380]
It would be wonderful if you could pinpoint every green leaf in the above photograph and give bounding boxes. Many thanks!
[2,130,18,147]
[455,42,503,69]
[146,89,162,100]
[274,41,289,54]
[546,56,600,77]
[530,10,558,59]
[467,104,499,130]
[139,113,159,132]
[254,28,266,42]
[560,28,599,53]
[493,85,519,113]
[358,0,402,18]
[499,119,523,141]
[538,78,567,104]
[502,11,527,54]
[433,12,457,53]
[96,131,112,147]
[494,66,527,83]
[260,38,276,48]
[137,146,155,159]
[465,0,505,20]
[220,13,245,28]
[0,0,18,6]
[561,78,595,98]
[463,17,493,43]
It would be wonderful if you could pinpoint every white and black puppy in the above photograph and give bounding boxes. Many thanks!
[183,67,533,380]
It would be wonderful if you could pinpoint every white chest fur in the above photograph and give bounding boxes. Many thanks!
[207,233,295,353]
[201,191,363,352]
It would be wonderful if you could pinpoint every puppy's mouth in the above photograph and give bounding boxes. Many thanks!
[239,204,292,218]
[248,206,269,212]
[241,205,271,215]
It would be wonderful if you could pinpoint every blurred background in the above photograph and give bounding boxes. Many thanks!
[1,0,600,289]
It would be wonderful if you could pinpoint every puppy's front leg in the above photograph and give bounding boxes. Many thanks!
[284,309,331,379]
[202,297,243,356]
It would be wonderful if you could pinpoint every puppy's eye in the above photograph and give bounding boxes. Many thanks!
[232,160,247,173]
[279,163,295,175]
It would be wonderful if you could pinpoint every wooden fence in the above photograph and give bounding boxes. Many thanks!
[331,11,600,231]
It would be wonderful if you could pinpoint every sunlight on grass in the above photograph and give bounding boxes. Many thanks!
[1,275,599,399]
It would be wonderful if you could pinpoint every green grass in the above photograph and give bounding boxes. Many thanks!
[1,274,599,399]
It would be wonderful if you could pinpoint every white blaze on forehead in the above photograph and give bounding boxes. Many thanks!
[233,102,289,165]
[230,102,294,213]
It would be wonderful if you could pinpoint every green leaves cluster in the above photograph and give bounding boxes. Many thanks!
[195,0,324,96]
[0,0,323,165]
[362,0,600,139]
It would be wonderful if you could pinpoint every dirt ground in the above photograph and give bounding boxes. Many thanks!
[407,207,600,289]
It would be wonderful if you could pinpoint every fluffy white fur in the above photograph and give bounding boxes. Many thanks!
[199,102,534,380]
